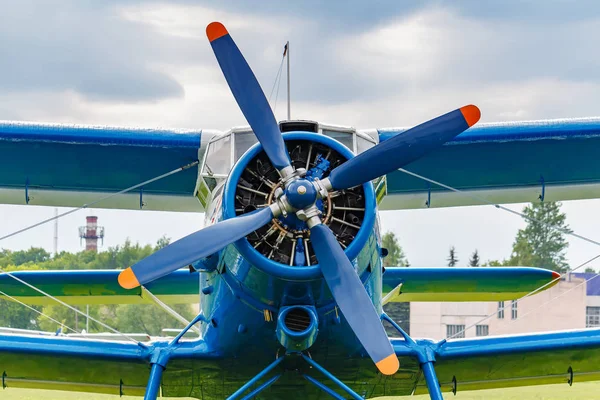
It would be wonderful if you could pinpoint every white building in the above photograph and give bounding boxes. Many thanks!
[410,273,599,340]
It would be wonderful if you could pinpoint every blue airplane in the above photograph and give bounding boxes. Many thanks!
[1,21,600,400]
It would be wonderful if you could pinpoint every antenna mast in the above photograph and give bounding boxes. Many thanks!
[286,41,291,120]
[53,208,58,256]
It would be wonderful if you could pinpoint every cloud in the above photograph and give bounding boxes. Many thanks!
[2,1,600,272]
[0,1,192,102]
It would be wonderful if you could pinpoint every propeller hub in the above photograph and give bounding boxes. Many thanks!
[285,178,317,209]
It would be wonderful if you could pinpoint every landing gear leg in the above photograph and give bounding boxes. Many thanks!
[381,313,445,400]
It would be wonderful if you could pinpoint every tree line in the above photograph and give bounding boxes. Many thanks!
[381,201,596,337]
[383,202,588,273]
[0,236,195,335]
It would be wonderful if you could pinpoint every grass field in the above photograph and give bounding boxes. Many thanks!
[3,382,600,400]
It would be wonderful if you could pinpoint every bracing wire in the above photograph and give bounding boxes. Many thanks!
[273,60,284,114]
[497,271,600,334]
[399,168,600,248]
[0,289,78,334]
[268,55,285,105]
[396,167,600,340]
[0,161,198,242]
[0,270,142,344]
[0,161,199,342]
[445,253,600,340]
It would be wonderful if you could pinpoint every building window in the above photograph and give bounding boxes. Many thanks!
[476,325,489,337]
[511,300,518,320]
[587,307,600,328]
[446,324,465,339]
[498,301,504,319]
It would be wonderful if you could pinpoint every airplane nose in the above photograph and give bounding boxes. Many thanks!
[285,178,317,209]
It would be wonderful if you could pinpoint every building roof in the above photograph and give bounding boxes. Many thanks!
[572,273,600,296]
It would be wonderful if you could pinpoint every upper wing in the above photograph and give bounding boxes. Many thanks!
[0,269,199,305]
[392,328,600,395]
[373,118,600,209]
[382,266,558,302]
[0,121,211,212]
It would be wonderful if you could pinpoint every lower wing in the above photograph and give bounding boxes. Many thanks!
[382,266,559,302]
[0,269,199,305]
[393,328,600,396]
[0,333,220,397]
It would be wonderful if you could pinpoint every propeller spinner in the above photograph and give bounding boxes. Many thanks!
[118,21,481,376]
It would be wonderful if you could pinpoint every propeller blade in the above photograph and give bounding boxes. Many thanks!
[310,223,399,375]
[327,105,480,190]
[206,22,291,172]
[118,206,275,289]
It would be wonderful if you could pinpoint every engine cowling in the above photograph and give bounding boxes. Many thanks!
[222,131,377,283]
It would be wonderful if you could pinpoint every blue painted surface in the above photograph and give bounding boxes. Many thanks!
[0,122,201,197]
[144,364,164,400]
[4,117,600,208]
[0,269,199,301]
[379,118,600,144]
[311,223,394,366]
[129,205,273,286]
[223,132,377,281]
[382,267,557,296]
[379,118,600,196]
[572,272,600,296]
[285,178,317,209]
[0,121,201,147]
[421,362,444,400]
[209,32,290,171]
[329,107,472,190]
[275,306,318,351]
[4,119,600,398]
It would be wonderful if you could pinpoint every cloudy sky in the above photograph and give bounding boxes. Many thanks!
[1,0,600,270]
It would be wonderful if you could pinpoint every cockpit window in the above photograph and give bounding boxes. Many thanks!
[234,130,258,161]
[322,130,354,150]
[204,135,231,176]
[356,135,375,154]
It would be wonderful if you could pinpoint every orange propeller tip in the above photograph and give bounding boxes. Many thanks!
[376,354,400,376]
[206,22,228,42]
[460,104,481,127]
[118,267,140,289]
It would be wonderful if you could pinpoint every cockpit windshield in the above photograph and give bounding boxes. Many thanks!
[204,135,231,176]
[234,130,258,161]
[322,129,354,149]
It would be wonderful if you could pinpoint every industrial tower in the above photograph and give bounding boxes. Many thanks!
[78,216,105,252]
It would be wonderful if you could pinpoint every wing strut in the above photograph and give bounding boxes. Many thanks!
[382,313,444,400]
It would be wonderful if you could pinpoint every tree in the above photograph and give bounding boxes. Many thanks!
[113,303,195,336]
[381,232,408,267]
[447,246,458,267]
[0,298,41,330]
[585,267,596,273]
[38,304,104,333]
[508,202,571,273]
[468,250,480,267]
[155,236,171,250]
[381,232,410,337]
[1,238,194,334]
[483,259,510,267]
[0,247,51,267]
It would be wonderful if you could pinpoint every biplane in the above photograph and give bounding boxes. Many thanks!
[0,21,600,400]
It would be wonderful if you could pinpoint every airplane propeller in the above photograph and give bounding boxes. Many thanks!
[206,22,292,176]
[118,21,481,376]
